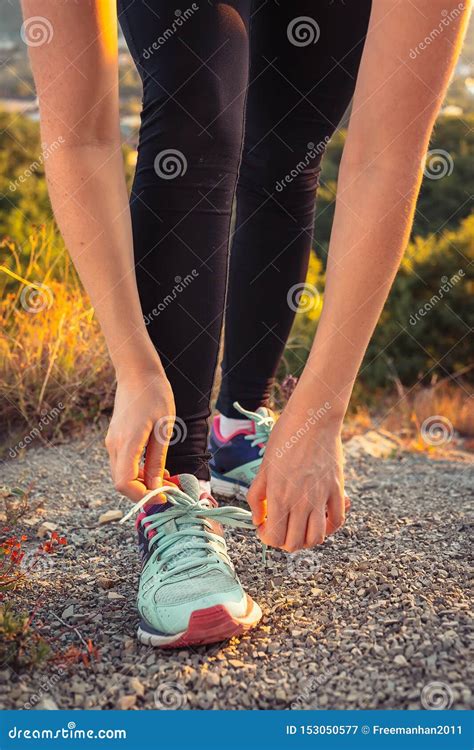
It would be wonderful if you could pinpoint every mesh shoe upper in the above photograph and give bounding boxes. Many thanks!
[133,474,252,634]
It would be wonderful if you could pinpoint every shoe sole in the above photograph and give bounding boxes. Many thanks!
[137,596,262,649]
[210,475,249,498]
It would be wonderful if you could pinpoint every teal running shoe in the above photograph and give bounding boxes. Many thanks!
[121,473,262,648]
[209,402,275,498]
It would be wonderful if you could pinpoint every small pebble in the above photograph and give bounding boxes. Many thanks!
[117,695,137,710]
[37,522,57,538]
[99,509,123,524]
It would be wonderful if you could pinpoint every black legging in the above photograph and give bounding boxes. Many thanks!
[118,0,372,479]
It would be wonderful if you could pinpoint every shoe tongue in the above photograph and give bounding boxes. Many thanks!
[175,473,201,501]
[163,474,209,570]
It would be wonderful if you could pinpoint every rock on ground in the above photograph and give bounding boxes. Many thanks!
[1,430,472,710]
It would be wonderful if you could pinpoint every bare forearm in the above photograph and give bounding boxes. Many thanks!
[22,0,163,378]
[299,162,420,415]
[296,0,470,418]
[45,142,161,376]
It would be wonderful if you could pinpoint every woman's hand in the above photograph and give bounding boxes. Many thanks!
[247,402,348,552]
[105,368,176,502]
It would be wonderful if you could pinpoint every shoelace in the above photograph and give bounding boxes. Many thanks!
[120,485,256,581]
[233,401,275,456]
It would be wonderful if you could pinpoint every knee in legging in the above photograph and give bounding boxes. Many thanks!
[138,76,245,180]
[238,135,329,211]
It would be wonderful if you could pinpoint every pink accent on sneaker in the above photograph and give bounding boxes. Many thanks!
[136,510,158,540]
[198,491,218,507]
[212,414,255,443]
[159,599,259,649]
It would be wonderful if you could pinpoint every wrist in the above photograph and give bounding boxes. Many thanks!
[113,347,167,384]
[289,379,347,429]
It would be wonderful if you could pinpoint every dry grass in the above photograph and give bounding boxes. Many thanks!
[379,382,473,438]
[411,383,473,437]
[0,231,114,451]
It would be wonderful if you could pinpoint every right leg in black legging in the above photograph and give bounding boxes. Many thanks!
[216,0,372,418]
[117,0,251,479]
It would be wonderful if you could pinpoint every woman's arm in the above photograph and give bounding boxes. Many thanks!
[248,0,471,551]
[22,0,174,500]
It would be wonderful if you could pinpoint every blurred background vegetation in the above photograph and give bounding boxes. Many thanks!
[0,2,473,447]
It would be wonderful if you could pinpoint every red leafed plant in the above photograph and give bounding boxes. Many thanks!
[0,530,28,589]
[1,528,67,591]
[55,638,100,668]
[41,531,67,554]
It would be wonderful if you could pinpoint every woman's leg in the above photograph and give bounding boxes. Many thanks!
[216,0,372,417]
[117,0,251,477]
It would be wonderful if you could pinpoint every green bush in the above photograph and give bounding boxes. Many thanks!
[288,214,474,390]
[363,213,473,388]
[314,114,474,261]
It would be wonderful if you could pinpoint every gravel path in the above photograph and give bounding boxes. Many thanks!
[1,431,472,711]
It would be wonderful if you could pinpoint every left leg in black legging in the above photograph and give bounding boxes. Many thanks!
[118,0,251,477]
[216,0,372,417]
